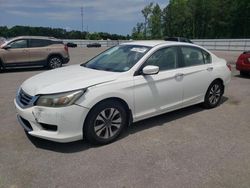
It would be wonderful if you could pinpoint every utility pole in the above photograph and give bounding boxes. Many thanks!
[81,6,83,33]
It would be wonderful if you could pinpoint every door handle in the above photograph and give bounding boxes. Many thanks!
[207,67,213,71]
[175,73,184,80]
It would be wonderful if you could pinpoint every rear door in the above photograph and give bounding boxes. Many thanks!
[2,39,29,64]
[178,46,213,106]
[29,39,51,64]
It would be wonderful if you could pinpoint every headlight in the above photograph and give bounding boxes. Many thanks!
[36,89,85,107]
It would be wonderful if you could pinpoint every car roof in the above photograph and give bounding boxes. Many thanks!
[122,40,167,47]
[122,40,195,48]
[9,36,61,41]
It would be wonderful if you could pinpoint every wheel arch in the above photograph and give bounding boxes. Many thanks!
[83,97,133,130]
[211,78,225,94]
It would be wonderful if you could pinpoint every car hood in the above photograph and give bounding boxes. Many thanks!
[21,65,120,96]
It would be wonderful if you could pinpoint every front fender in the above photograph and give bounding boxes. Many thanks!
[75,79,135,115]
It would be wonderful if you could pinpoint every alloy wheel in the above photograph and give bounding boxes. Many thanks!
[94,108,122,139]
[49,57,62,69]
[208,84,221,105]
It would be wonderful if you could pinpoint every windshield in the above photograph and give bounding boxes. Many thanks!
[83,45,151,72]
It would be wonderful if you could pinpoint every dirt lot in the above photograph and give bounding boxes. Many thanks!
[0,48,250,188]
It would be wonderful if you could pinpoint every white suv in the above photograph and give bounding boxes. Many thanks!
[14,41,231,144]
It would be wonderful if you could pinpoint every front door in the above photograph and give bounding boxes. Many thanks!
[133,46,183,121]
[2,39,29,64]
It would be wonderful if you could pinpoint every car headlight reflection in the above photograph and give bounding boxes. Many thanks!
[36,89,85,107]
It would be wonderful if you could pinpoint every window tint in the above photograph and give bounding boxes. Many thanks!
[202,50,212,64]
[9,40,27,49]
[144,47,178,71]
[181,46,204,67]
[30,39,51,47]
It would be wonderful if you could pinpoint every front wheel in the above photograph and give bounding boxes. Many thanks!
[47,56,62,69]
[83,101,128,145]
[203,81,223,109]
[240,71,248,77]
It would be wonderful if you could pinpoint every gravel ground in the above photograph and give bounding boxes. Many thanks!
[0,48,249,188]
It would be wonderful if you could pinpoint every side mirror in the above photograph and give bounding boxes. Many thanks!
[2,45,11,50]
[142,65,159,75]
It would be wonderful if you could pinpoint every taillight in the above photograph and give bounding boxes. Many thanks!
[227,64,232,71]
[64,45,68,53]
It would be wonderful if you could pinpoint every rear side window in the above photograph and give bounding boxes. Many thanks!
[180,46,205,67]
[202,50,212,64]
[29,39,51,48]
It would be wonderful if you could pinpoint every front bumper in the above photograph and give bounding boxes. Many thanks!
[14,99,89,143]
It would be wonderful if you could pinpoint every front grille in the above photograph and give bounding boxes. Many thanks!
[18,89,33,107]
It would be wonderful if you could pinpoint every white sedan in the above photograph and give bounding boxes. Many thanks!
[14,41,231,144]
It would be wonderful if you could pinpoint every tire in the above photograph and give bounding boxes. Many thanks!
[83,100,128,145]
[203,81,223,109]
[0,62,4,73]
[47,56,62,69]
[240,71,248,77]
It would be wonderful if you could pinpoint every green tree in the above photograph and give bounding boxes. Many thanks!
[0,26,127,40]
[141,2,154,39]
[164,0,192,37]
[149,4,162,39]
[131,22,144,40]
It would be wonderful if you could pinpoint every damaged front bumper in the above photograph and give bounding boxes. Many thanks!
[14,99,89,143]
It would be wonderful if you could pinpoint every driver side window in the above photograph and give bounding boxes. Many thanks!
[144,47,178,71]
[9,40,28,49]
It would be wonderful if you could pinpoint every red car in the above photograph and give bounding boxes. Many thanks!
[236,51,250,76]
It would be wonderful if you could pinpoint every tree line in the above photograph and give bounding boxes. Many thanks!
[132,0,250,40]
[0,25,129,40]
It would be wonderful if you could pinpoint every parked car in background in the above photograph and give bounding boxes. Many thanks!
[66,42,77,48]
[0,36,69,71]
[236,51,250,76]
[87,43,101,48]
[15,41,231,145]
[165,37,193,43]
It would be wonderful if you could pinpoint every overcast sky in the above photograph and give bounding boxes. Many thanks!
[0,0,168,35]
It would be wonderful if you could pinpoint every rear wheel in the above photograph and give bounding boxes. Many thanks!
[83,100,127,145]
[47,56,62,69]
[203,81,223,109]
